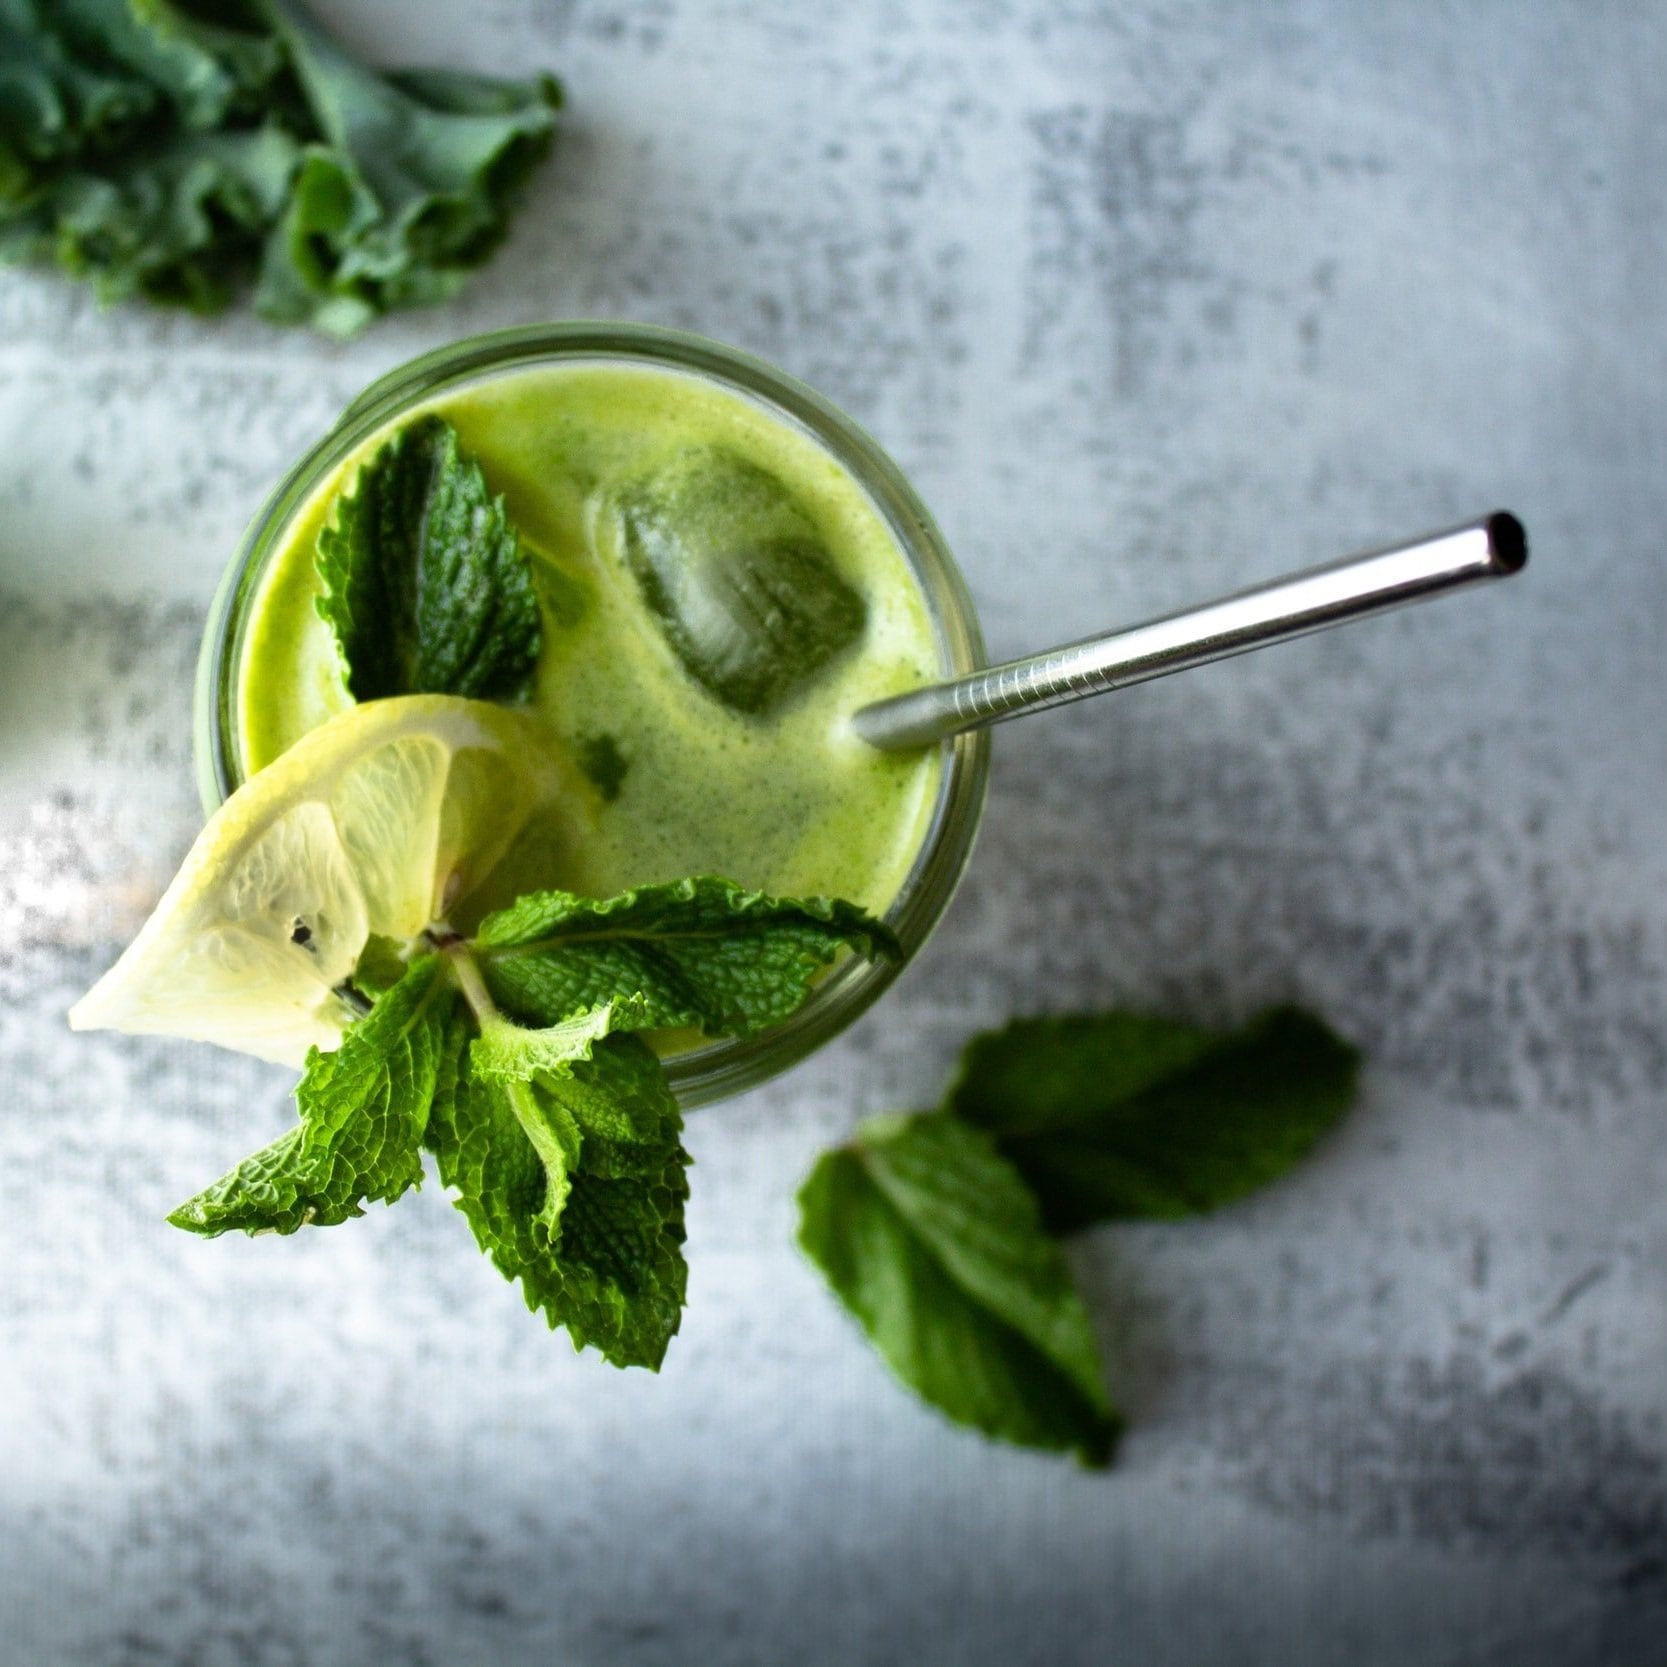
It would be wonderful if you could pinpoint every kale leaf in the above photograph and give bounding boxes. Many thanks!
[0,0,559,332]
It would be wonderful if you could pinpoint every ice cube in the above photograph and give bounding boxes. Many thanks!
[598,447,867,715]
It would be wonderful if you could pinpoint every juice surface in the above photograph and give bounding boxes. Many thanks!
[236,360,943,918]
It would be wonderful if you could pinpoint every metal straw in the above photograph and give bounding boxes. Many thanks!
[852,513,1527,751]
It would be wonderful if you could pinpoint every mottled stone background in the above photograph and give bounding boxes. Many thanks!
[2,3,1663,1663]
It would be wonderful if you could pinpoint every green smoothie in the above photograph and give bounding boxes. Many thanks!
[236,360,943,921]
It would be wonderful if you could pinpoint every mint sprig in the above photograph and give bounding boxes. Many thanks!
[316,416,542,705]
[168,877,897,1371]
[796,1005,1359,1462]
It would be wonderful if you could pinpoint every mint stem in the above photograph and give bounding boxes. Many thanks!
[441,937,499,1027]
[439,939,572,1190]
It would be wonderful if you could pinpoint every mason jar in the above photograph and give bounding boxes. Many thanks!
[194,322,989,1106]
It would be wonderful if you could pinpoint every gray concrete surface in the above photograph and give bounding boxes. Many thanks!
[2,2,1663,1662]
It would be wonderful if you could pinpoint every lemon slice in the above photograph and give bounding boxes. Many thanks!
[70,695,563,1068]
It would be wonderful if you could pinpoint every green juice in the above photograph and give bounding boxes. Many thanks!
[236,361,943,921]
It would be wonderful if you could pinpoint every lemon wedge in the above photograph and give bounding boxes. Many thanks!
[70,695,561,1068]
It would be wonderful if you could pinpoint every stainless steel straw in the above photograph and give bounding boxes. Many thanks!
[852,513,1527,751]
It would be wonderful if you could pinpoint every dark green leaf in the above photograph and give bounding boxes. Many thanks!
[0,3,159,198]
[169,954,452,1236]
[92,0,288,127]
[0,0,291,297]
[0,0,558,330]
[468,1003,619,1237]
[426,1004,689,1370]
[0,113,298,310]
[597,446,867,716]
[473,875,901,1038]
[797,1111,1119,1465]
[472,998,673,1184]
[315,415,542,704]
[253,0,558,334]
[950,1006,1360,1230]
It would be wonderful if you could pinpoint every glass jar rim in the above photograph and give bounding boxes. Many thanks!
[194,321,989,1106]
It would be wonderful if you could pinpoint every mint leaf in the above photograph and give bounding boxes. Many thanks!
[0,0,558,330]
[426,999,689,1369]
[524,1035,688,1366]
[472,997,673,1184]
[169,954,452,1236]
[471,1001,630,1083]
[316,416,541,704]
[466,1005,608,1237]
[349,932,411,1001]
[950,1007,1360,1230]
[473,876,900,1038]
[797,1111,1119,1465]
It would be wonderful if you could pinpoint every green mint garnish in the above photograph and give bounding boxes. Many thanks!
[316,416,542,705]
[796,1005,1359,1461]
[948,1006,1360,1230]
[168,877,897,1371]
[0,0,559,333]
[433,995,689,1370]
[473,877,901,1039]
[169,953,450,1236]
[797,1111,1121,1467]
